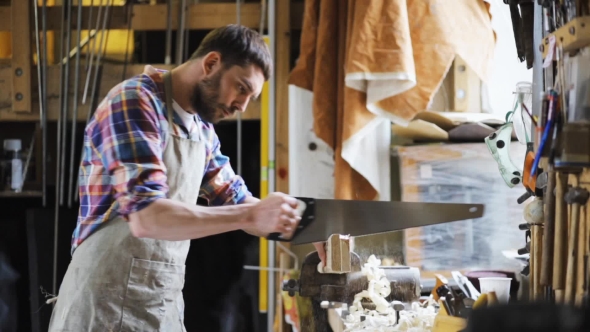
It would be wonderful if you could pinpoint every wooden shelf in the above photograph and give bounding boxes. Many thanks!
[0,190,43,198]
[0,2,303,32]
[0,63,261,122]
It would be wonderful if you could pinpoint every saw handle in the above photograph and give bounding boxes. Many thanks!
[267,197,316,242]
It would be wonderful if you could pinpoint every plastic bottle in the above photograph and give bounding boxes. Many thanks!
[3,139,22,192]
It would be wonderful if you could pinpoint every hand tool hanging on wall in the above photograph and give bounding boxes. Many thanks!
[504,0,535,69]
[540,170,556,288]
[67,0,85,208]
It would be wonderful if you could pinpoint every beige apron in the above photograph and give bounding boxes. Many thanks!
[48,72,207,332]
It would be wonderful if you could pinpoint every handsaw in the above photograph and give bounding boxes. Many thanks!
[267,197,485,245]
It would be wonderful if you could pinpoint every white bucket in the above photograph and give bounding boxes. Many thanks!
[478,277,512,304]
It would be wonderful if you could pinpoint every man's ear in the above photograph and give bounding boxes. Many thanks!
[202,51,222,75]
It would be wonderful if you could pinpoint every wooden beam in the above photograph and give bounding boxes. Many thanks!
[10,0,32,113]
[0,63,261,121]
[0,3,304,32]
[275,0,290,194]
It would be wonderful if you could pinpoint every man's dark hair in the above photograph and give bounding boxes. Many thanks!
[190,24,272,81]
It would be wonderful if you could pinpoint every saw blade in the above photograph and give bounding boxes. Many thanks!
[267,198,485,245]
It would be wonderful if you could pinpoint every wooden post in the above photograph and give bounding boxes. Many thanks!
[275,0,290,194]
[274,0,291,330]
[11,0,32,113]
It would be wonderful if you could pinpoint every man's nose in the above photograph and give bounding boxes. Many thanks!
[235,97,250,112]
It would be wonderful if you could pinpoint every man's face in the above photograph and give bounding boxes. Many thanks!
[191,63,264,124]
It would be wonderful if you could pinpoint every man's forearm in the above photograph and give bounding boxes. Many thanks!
[128,198,255,241]
[243,195,260,204]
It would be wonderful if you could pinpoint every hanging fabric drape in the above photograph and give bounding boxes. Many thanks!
[289,0,497,201]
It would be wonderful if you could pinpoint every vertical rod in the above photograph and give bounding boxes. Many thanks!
[41,0,48,207]
[67,0,84,208]
[85,0,95,73]
[176,0,187,66]
[33,0,43,129]
[75,0,112,203]
[87,0,111,120]
[267,0,277,329]
[236,0,242,176]
[122,2,134,82]
[59,0,73,205]
[82,1,103,104]
[165,0,173,65]
[183,0,190,62]
[53,0,68,300]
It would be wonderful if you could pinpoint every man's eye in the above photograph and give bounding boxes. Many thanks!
[238,84,246,93]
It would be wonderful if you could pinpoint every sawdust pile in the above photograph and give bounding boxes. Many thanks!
[343,255,437,331]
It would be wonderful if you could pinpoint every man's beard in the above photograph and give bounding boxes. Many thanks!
[190,70,230,124]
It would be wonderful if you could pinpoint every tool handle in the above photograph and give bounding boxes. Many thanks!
[553,172,568,293]
[267,197,316,242]
[541,170,556,286]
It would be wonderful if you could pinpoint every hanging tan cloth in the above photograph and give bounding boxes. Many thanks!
[289,0,496,200]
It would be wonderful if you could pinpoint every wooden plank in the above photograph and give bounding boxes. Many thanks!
[540,17,590,59]
[0,63,261,121]
[0,3,304,31]
[10,0,32,113]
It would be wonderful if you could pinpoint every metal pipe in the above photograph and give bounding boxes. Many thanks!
[67,0,84,208]
[236,0,242,176]
[176,0,187,66]
[53,0,68,302]
[75,0,112,203]
[267,0,277,329]
[165,0,173,65]
[87,0,112,121]
[85,0,95,72]
[59,0,73,205]
[243,265,290,273]
[82,2,104,104]
[62,30,98,65]
[33,0,43,130]
[277,242,298,269]
[184,10,190,62]
[259,0,267,33]
[41,0,48,208]
[21,130,37,192]
[122,2,134,83]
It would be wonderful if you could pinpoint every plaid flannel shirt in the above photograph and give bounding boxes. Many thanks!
[71,66,251,254]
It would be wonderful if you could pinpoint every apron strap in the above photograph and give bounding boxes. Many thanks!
[163,71,175,131]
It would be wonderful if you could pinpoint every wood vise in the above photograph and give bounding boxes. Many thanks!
[282,235,421,331]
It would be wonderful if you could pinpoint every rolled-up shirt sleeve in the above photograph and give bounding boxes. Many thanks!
[90,85,168,219]
[199,137,252,206]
